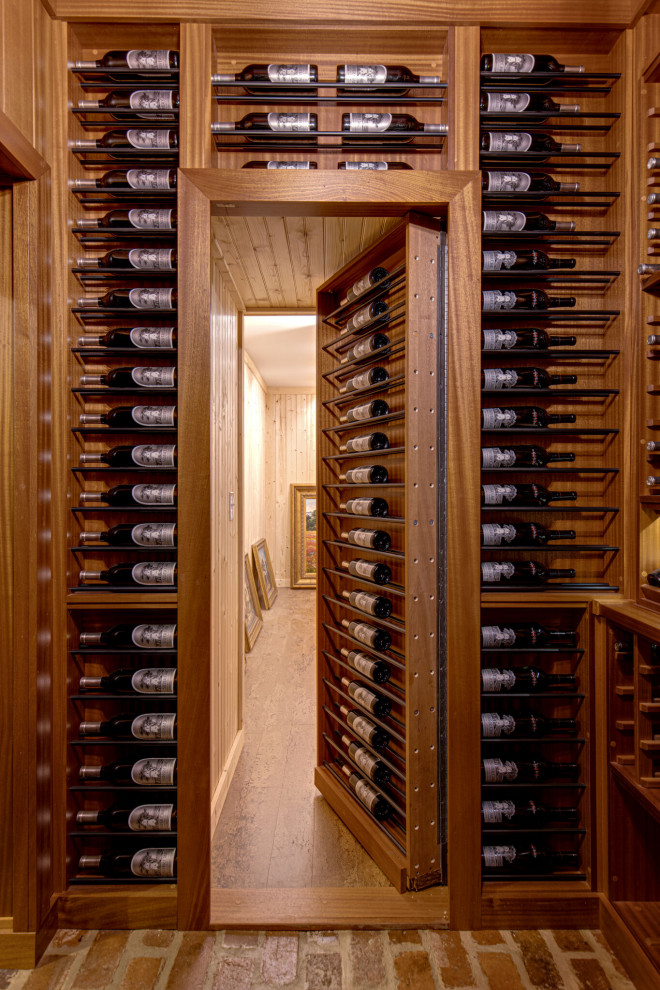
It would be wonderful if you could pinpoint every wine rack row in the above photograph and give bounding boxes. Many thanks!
[68,47,180,885]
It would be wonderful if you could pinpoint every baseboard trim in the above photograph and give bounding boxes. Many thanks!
[0,929,38,969]
[210,728,245,836]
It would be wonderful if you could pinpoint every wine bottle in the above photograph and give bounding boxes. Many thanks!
[481,521,576,546]
[340,399,390,423]
[72,168,177,191]
[480,92,579,115]
[79,443,177,468]
[80,367,177,388]
[213,63,318,94]
[79,523,177,548]
[480,53,585,73]
[80,483,177,506]
[341,112,447,143]
[336,63,441,96]
[341,647,391,684]
[482,367,577,388]
[481,560,576,584]
[649,157,660,171]
[482,170,579,194]
[77,248,176,270]
[481,709,577,737]
[482,328,576,351]
[339,704,390,750]
[340,498,389,517]
[341,618,391,652]
[339,465,389,484]
[339,432,389,453]
[481,757,579,783]
[78,847,177,879]
[481,799,579,826]
[76,207,176,230]
[341,300,390,335]
[339,367,389,394]
[647,568,660,588]
[481,844,580,874]
[341,765,390,820]
[78,327,176,349]
[481,131,581,156]
[76,802,177,831]
[78,90,179,115]
[341,734,391,784]
[79,562,177,586]
[212,112,318,142]
[241,161,318,169]
[647,477,660,488]
[341,528,391,551]
[482,290,576,313]
[80,667,177,694]
[79,405,177,428]
[342,589,392,619]
[73,50,179,71]
[341,558,392,584]
[481,444,575,468]
[481,666,577,692]
[340,676,392,717]
[649,335,660,345]
[74,129,178,151]
[79,756,177,785]
[77,288,176,310]
[481,406,576,429]
[337,161,412,170]
[480,483,577,506]
[648,228,660,240]
[80,622,177,649]
[341,333,390,364]
[79,712,177,739]
[482,248,575,271]
[341,268,390,306]
[481,622,577,649]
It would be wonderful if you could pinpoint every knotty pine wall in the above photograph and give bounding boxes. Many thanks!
[243,352,268,557]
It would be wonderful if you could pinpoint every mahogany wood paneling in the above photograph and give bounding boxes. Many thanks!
[0,189,12,922]
[180,22,213,168]
[446,27,480,171]
[481,884,601,928]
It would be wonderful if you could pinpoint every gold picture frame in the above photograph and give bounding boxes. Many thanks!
[244,553,263,652]
[252,538,278,610]
[290,484,317,589]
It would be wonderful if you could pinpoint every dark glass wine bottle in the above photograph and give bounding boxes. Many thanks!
[482,290,576,313]
[73,50,179,70]
[337,161,412,170]
[74,128,178,150]
[480,53,584,73]
[341,112,447,142]
[482,248,575,271]
[79,483,177,507]
[340,498,389,517]
[339,465,389,484]
[341,300,390,336]
[341,558,392,584]
[241,160,317,169]
[480,666,577,692]
[213,112,318,142]
[79,443,177,468]
[482,366,577,388]
[342,589,392,618]
[341,647,391,684]
[481,521,576,546]
[341,676,392,717]
[79,561,177,586]
[80,667,177,694]
[79,756,177,786]
[340,399,390,423]
[78,89,179,114]
[78,327,177,349]
[72,168,177,191]
[341,268,390,305]
[481,709,577,737]
[79,522,177,548]
[341,618,391,652]
[339,432,389,453]
[77,288,177,310]
[80,366,177,388]
[79,712,177,739]
[480,131,580,156]
[336,63,441,96]
[482,209,574,233]
[79,622,177,649]
[76,802,177,831]
[340,367,389,394]
[342,734,391,784]
[77,247,176,270]
[481,170,579,194]
[481,406,576,429]
[480,621,577,649]
[342,333,390,364]
[78,848,177,878]
[481,444,575,468]
[647,568,660,588]
[76,207,176,230]
[481,560,576,584]
[339,703,390,750]
[480,483,577,507]
[213,63,318,94]
[342,765,390,820]
[480,92,579,115]
[341,528,391,551]
[481,328,576,351]
[481,798,579,826]
[79,405,177,429]
[481,756,579,783]
[481,844,579,875]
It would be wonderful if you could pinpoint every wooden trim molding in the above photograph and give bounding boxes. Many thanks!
[0,110,48,181]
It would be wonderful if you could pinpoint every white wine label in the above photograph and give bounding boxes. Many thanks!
[350,274,373,299]
[131,367,176,387]
[481,625,516,648]
[347,370,374,392]
[128,208,174,230]
[130,327,175,348]
[483,757,518,782]
[355,778,380,812]
[347,113,393,133]
[347,467,373,483]
[482,329,518,350]
[131,483,176,505]
[353,746,378,776]
[351,684,377,709]
[350,651,376,675]
[483,367,519,388]
[131,561,177,585]
[489,53,536,73]
[346,436,372,453]
[344,161,388,169]
[482,845,516,869]
[482,250,518,271]
[128,803,174,831]
[482,407,517,428]
[482,799,516,822]
[343,65,388,85]
[131,405,176,427]
[481,523,517,546]
[485,92,531,112]
[267,64,313,82]
[484,131,533,153]
[482,290,518,312]
[128,248,175,270]
[347,404,373,422]
[131,712,177,739]
[347,711,375,742]
[481,712,516,736]
[131,522,177,547]
[482,447,517,468]
[128,287,175,310]
[266,112,313,131]
[131,443,177,467]
[126,50,172,70]
[131,757,176,785]
[353,591,377,611]
[346,499,372,515]
[352,621,375,643]
[346,305,379,333]
[481,668,517,692]
[126,128,172,149]
[348,530,374,547]
[481,484,517,505]
[127,168,173,190]
[481,561,516,583]
[130,847,176,878]
[131,668,177,694]
[131,622,177,648]
[266,161,311,168]
[352,561,375,578]
[129,90,175,110]
[482,210,526,232]
[485,171,531,192]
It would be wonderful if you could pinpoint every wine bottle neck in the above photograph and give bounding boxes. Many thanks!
[547,452,575,462]
[76,810,101,823]
[547,569,576,579]
[548,491,578,502]
[550,762,579,778]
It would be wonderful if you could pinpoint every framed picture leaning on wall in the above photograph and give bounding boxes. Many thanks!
[252,537,278,609]
[244,553,263,652]
[290,484,317,589]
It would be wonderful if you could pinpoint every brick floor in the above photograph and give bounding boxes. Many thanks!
[0,927,639,989]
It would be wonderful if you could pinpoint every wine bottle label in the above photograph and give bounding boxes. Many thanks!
[482,845,517,868]
[484,131,533,153]
[347,711,375,743]
[131,668,176,694]
[346,306,379,333]
[128,208,174,230]
[489,54,536,72]
[352,338,387,363]
[127,129,172,149]
[131,405,176,426]
[130,847,176,878]
[353,747,378,776]
[482,329,518,351]
[343,65,388,85]
[482,250,518,271]
[126,50,172,70]
[351,684,377,708]
[352,622,375,643]
[483,368,519,388]
[481,668,517,692]
[355,778,380,812]
[482,407,517,428]
[347,404,373,421]
[348,530,373,547]
[483,757,518,782]
[483,210,526,233]
[350,274,374,300]
[481,624,516,648]
[481,484,517,505]
[128,803,174,831]
[132,483,176,505]
[131,444,177,467]
[131,622,177,648]
[127,169,173,190]
[128,248,175,270]
[485,92,531,112]
[128,287,175,310]
[346,436,372,452]
[131,712,176,739]
[131,367,176,387]
[266,161,311,168]
[350,651,377,676]
[481,712,516,736]
[346,467,373,483]
[482,799,516,823]
[352,591,377,610]
[347,113,393,132]
[481,561,516,583]
[482,447,517,468]
[267,64,313,82]
[485,171,531,192]
[131,757,176,785]
[131,561,177,585]
[129,90,175,110]
[482,291,518,312]
[347,370,375,392]
[266,112,313,131]
[346,499,372,515]
[131,522,177,547]
[352,561,375,578]
[481,523,516,546]
[344,162,388,169]
[130,327,175,348]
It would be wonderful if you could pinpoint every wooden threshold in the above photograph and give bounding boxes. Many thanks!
[600,897,660,990]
